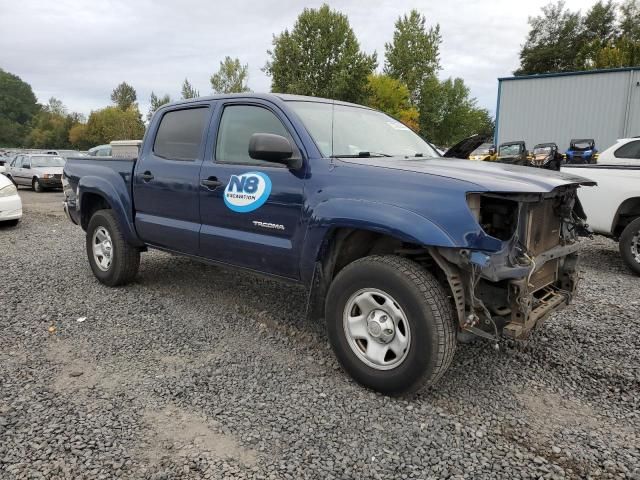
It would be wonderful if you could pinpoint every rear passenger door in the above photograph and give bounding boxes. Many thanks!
[198,100,306,279]
[133,104,212,255]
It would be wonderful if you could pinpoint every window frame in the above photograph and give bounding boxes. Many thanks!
[614,140,640,159]
[152,105,211,162]
[211,100,304,168]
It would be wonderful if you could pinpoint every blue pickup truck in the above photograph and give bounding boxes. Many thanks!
[63,93,593,394]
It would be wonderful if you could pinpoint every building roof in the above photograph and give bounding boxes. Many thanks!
[499,66,640,82]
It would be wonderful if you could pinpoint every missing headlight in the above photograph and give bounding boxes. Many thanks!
[468,194,520,241]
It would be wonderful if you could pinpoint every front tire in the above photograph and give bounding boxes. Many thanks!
[86,209,140,286]
[619,218,640,276]
[325,255,456,395]
[32,178,43,192]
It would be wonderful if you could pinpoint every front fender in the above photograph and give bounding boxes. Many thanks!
[78,175,143,247]
[300,198,457,285]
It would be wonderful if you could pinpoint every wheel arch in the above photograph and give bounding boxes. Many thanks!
[612,196,640,237]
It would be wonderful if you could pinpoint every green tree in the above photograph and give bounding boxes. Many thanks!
[0,68,39,146]
[265,4,377,103]
[147,92,172,122]
[24,98,85,149]
[111,82,137,110]
[82,106,145,145]
[515,1,584,75]
[384,10,441,103]
[419,77,493,146]
[210,57,251,94]
[181,78,200,99]
[364,74,419,131]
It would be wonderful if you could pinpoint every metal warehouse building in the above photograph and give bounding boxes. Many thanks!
[495,67,640,152]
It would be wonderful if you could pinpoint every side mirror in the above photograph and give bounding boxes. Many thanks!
[249,133,301,169]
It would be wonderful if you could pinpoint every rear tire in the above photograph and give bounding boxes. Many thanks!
[2,219,19,227]
[619,218,640,276]
[325,255,456,395]
[86,209,140,286]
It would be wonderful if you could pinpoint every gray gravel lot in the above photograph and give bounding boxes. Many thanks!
[1,189,639,479]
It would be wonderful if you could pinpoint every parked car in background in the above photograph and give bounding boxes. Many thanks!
[596,137,640,166]
[529,143,563,170]
[496,141,528,165]
[468,143,497,161]
[45,150,87,160]
[88,144,112,157]
[5,154,65,192]
[565,139,597,164]
[562,163,640,274]
[0,173,22,226]
[63,93,593,394]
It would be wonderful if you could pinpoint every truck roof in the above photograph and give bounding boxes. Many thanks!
[161,93,373,110]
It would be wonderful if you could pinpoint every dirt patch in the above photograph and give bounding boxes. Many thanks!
[515,389,602,432]
[141,405,257,467]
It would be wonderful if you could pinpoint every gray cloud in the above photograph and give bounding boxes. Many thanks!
[0,0,591,117]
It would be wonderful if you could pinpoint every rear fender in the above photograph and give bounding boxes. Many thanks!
[78,175,143,247]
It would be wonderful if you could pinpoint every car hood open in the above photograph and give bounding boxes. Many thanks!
[339,156,596,193]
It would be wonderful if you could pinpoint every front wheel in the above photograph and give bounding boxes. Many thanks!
[325,255,456,395]
[620,218,640,275]
[32,178,43,192]
[86,209,140,286]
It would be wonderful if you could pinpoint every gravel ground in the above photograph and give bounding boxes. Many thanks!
[0,190,639,479]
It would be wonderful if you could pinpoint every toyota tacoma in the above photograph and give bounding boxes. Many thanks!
[63,94,593,394]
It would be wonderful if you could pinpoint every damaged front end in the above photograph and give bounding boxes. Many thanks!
[431,187,590,341]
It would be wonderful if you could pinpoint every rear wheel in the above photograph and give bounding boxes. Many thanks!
[86,209,140,286]
[325,255,456,395]
[619,218,640,276]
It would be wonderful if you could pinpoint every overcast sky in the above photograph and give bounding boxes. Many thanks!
[0,0,591,118]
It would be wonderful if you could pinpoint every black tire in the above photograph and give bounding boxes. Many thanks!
[619,218,640,276]
[2,219,19,227]
[86,209,140,286]
[325,255,456,395]
[32,178,43,192]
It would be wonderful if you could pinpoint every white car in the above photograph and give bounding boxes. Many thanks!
[0,173,22,226]
[561,162,640,274]
[596,137,640,166]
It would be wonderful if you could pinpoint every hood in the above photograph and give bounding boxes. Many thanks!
[33,166,63,175]
[339,156,595,192]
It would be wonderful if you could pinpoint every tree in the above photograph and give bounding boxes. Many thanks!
[515,1,584,75]
[81,106,145,145]
[45,97,66,116]
[384,10,441,103]
[181,78,200,99]
[210,57,251,94]
[0,68,39,146]
[364,74,419,131]
[419,77,493,146]
[264,4,377,103]
[147,92,172,122]
[24,98,85,149]
[111,82,137,110]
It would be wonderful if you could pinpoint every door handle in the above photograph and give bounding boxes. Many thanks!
[201,177,223,189]
[140,171,154,182]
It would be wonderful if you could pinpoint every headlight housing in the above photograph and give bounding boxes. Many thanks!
[0,183,18,197]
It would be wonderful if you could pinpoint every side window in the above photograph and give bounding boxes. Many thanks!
[215,105,294,166]
[153,107,209,161]
[12,156,22,167]
[614,140,640,159]
[97,147,110,157]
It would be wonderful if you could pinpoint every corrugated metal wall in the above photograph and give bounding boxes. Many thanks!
[496,69,640,152]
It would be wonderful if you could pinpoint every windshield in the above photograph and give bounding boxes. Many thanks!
[471,143,493,155]
[570,141,593,151]
[533,146,552,155]
[499,144,522,156]
[31,156,65,167]
[287,101,438,158]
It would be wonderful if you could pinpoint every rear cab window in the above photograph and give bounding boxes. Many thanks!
[153,107,210,161]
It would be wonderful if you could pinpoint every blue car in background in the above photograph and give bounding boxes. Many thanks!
[565,138,597,164]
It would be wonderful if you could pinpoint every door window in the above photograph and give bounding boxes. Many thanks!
[153,107,209,161]
[215,105,294,166]
[12,156,22,168]
[614,140,640,159]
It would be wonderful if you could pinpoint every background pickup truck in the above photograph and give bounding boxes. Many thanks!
[63,93,593,394]
[561,162,640,275]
